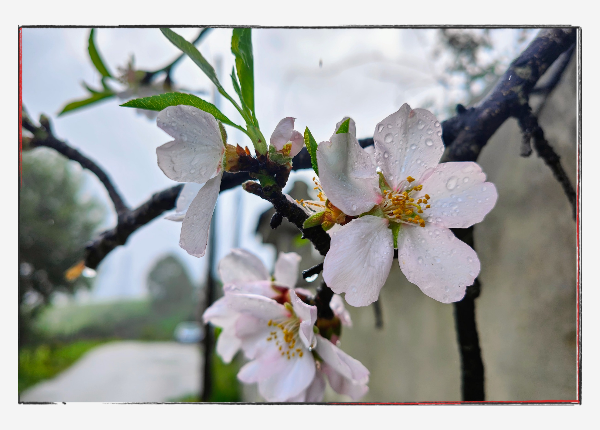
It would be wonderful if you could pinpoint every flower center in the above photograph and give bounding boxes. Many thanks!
[297,177,328,213]
[380,176,430,228]
[267,315,305,360]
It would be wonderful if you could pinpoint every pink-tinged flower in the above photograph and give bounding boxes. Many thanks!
[269,117,304,158]
[319,104,498,306]
[204,249,351,363]
[157,107,302,257]
[227,290,368,402]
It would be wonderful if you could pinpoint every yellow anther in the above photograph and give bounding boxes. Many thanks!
[281,352,285,356]
[407,176,415,183]
[418,209,423,213]
[420,221,425,227]
[409,198,414,202]
[292,353,295,357]
[425,194,430,199]
[299,352,304,357]
[426,205,430,208]
[415,185,423,191]
[279,346,282,351]
[268,320,272,326]
[267,337,272,341]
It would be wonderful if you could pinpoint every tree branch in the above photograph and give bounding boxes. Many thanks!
[23,112,129,216]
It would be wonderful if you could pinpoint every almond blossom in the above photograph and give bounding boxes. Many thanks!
[318,104,498,306]
[203,249,367,402]
[157,107,303,257]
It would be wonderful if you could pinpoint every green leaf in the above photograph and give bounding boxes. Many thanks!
[230,67,253,118]
[88,29,112,78]
[390,222,401,249]
[304,127,319,175]
[58,92,114,116]
[160,28,247,122]
[336,118,351,134]
[303,211,325,229]
[231,28,255,116]
[120,92,246,134]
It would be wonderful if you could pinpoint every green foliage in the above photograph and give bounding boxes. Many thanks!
[19,340,109,394]
[231,28,255,117]
[120,92,245,133]
[88,29,112,78]
[336,118,351,134]
[58,90,115,116]
[303,127,319,175]
[147,255,195,314]
[19,150,105,346]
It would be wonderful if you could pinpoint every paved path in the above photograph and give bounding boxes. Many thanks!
[20,341,201,403]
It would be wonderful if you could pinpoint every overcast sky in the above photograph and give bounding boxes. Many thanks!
[21,27,535,302]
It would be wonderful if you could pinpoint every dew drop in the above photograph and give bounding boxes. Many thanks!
[482,186,487,192]
[427,129,433,135]
[384,133,394,143]
[469,271,477,277]
[306,273,319,283]
[410,144,417,150]
[417,257,423,264]
[387,124,392,129]
[446,176,458,190]
[463,177,469,183]
[437,131,442,137]
[467,257,473,263]
[384,152,389,159]
[351,286,358,293]
[434,121,440,127]
[190,169,196,174]
[425,138,433,146]
[352,204,357,211]
[417,120,425,130]
[378,124,384,132]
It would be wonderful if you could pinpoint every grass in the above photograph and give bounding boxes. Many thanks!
[18,340,110,395]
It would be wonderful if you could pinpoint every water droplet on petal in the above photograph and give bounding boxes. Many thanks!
[425,138,433,146]
[410,144,417,150]
[467,257,473,263]
[482,186,487,191]
[352,204,357,211]
[463,177,469,183]
[434,121,440,127]
[446,176,458,190]
[387,124,392,129]
[384,133,393,143]
[417,120,425,130]
[417,257,423,264]
[378,124,384,132]
[384,152,389,158]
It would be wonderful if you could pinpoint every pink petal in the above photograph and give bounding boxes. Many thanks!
[289,130,305,157]
[179,172,222,257]
[258,352,316,402]
[321,362,369,401]
[316,118,381,216]
[274,252,302,288]
[202,296,236,326]
[270,117,295,151]
[323,216,394,306]
[218,248,269,284]
[238,346,289,383]
[373,104,444,190]
[215,330,242,364]
[224,281,278,299]
[157,105,224,184]
[304,370,326,402]
[417,162,498,228]
[330,294,352,327]
[397,224,480,303]
[315,335,369,384]
[289,290,317,349]
[225,293,289,321]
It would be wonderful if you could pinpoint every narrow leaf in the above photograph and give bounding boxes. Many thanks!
[160,28,246,120]
[336,118,351,134]
[88,29,112,78]
[58,92,114,116]
[120,92,246,134]
[230,67,252,118]
[231,28,254,115]
[304,127,319,175]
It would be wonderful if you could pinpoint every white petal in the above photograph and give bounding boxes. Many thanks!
[289,290,317,349]
[374,104,444,190]
[156,105,224,184]
[323,216,394,306]
[315,335,369,384]
[317,119,381,216]
[202,296,236,326]
[397,224,480,303]
[304,370,326,402]
[274,252,301,288]
[270,117,295,150]
[258,352,316,402]
[215,331,241,364]
[330,294,352,327]
[238,345,289,383]
[224,281,278,299]
[165,182,203,221]
[225,293,289,322]
[179,172,222,257]
[218,248,270,284]
[321,362,369,401]
[418,162,498,228]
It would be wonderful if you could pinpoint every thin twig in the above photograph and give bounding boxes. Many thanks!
[302,262,323,280]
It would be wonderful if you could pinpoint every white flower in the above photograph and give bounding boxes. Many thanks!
[269,117,304,157]
[318,104,498,306]
[203,249,365,402]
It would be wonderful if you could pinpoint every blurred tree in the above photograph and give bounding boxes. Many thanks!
[19,148,105,347]
[146,255,195,314]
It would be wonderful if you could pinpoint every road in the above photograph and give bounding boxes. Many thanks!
[20,341,201,403]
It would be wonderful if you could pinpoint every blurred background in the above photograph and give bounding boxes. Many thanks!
[19,27,576,402]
